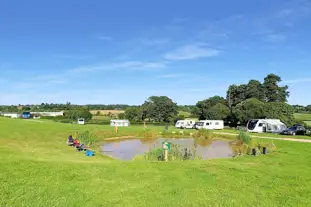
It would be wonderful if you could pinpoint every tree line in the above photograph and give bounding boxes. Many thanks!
[123,74,298,127]
[0,73,309,126]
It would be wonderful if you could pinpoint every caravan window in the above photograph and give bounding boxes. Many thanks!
[205,122,209,126]
[215,122,219,125]
[248,120,258,130]
[258,123,263,127]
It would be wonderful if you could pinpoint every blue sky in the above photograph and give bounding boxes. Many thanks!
[1,0,311,105]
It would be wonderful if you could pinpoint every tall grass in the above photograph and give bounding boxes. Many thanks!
[137,128,157,139]
[76,130,97,147]
[138,143,202,161]
[192,129,214,139]
[232,130,276,157]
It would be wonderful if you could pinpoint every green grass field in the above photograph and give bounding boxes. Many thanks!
[294,113,311,123]
[1,117,311,206]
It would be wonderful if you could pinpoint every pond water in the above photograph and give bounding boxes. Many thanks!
[101,138,234,160]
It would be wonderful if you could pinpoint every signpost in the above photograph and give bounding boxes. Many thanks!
[162,141,171,162]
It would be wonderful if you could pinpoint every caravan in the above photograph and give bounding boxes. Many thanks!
[247,119,287,133]
[196,120,224,130]
[175,120,196,129]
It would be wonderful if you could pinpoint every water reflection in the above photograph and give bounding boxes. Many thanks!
[101,138,233,160]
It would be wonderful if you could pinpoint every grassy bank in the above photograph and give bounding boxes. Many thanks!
[1,117,311,206]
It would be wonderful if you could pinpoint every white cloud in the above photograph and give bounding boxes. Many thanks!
[164,44,220,60]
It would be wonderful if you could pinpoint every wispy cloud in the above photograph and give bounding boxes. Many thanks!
[164,44,220,60]
[283,78,311,84]
[52,54,93,60]
[69,61,167,74]
[264,33,287,43]
[98,35,113,41]
[14,75,67,89]
[156,73,189,79]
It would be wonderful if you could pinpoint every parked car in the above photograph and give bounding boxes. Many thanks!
[281,125,306,136]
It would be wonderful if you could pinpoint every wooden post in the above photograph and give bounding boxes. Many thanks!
[115,123,118,133]
[164,149,168,162]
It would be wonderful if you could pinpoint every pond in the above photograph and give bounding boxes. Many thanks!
[101,138,234,160]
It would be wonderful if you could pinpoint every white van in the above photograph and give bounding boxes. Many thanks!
[196,120,224,130]
[78,118,85,125]
[175,120,196,129]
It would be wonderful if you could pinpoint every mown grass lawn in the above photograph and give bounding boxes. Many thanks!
[1,117,311,206]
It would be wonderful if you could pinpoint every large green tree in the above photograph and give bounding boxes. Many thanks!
[124,107,140,121]
[194,96,227,120]
[264,102,295,126]
[232,98,265,125]
[226,84,247,108]
[245,80,265,101]
[263,74,289,102]
[64,109,92,121]
[141,96,178,122]
[205,103,230,120]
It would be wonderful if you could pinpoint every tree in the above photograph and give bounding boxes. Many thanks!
[118,113,125,119]
[306,105,311,112]
[246,80,265,101]
[232,98,265,125]
[226,85,247,108]
[64,109,92,121]
[264,102,295,126]
[205,103,230,120]
[124,107,139,121]
[195,96,227,119]
[173,115,185,124]
[141,96,178,122]
[263,74,289,102]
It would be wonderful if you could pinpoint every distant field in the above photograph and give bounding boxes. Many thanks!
[294,113,311,123]
[90,110,124,116]
[178,111,191,117]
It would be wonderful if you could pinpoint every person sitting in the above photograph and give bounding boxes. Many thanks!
[67,135,74,146]
[77,143,85,151]
[73,138,80,147]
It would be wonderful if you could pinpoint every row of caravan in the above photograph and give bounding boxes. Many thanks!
[175,120,224,130]
[175,119,287,133]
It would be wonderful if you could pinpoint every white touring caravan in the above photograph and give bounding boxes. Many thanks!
[247,119,287,133]
[175,120,196,129]
[196,120,224,130]
[110,120,130,127]
[78,118,85,125]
